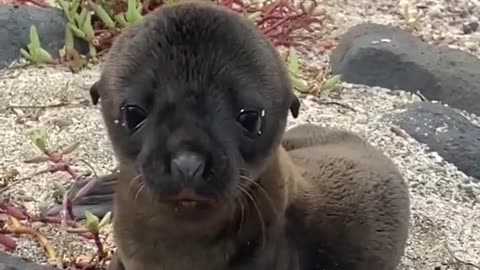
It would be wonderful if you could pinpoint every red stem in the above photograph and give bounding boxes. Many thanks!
[0,233,17,251]
[2,205,29,220]
[262,13,304,34]
[38,216,80,227]
[93,232,106,260]
[65,165,79,180]
[24,0,50,7]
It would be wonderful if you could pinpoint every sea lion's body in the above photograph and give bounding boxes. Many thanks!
[282,124,410,269]
[84,2,410,270]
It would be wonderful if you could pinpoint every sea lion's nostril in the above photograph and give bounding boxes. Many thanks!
[170,151,206,183]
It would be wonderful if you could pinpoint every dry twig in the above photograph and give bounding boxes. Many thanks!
[316,101,357,112]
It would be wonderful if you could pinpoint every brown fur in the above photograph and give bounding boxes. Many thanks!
[89,2,410,269]
[282,124,411,269]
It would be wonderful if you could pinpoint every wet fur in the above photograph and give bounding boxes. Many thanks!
[89,2,410,270]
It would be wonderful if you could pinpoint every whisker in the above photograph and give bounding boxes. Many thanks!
[233,191,246,235]
[237,185,266,248]
[239,174,278,215]
[133,183,145,206]
[128,174,142,196]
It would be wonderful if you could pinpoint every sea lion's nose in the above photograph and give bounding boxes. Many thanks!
[170,151,206,183]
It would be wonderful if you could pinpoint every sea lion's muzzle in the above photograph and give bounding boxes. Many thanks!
[138,122,235,203]
[167,150,218,203]
[170,150,207,186]
[141,148,222,218]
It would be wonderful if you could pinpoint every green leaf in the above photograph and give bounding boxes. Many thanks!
[76,8,88,27]
[56,0,70,19]
[29,25,41,50]
[84,210,100,232]
[69,0,80,20]
[70,0,80,11]
[287,47,300,76]
[321,74,342,91]
[125,0,142,25]
[21,25,53,63]
[26,43,35,53]
[65,24,74,51]
[99,211,112,228]
[291,75,309,93]
[114,13,129,28]
[32,48,53,63]
[29,129,49,153]
[73,13,81,24]
[69,23,86,40]
[82,13,95,40]
[19,48,32,60]
[88,43,97,58]
[89,1,116,28]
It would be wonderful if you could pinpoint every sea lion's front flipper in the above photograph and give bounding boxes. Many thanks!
[45,173,118,219]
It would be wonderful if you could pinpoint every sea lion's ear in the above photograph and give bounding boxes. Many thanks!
[289,93,300,118]
[89,80,101,105]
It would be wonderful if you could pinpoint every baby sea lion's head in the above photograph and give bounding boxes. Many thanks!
[89,1,299,224]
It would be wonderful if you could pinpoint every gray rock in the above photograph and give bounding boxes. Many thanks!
[394,101,480,182]
[330,23,480,116]
[0,4,88,70]
[463,21,478,34]
[0,251,57,270]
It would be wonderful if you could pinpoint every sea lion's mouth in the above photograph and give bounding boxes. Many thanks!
[166,199,217,219]
[169,199,215,209]
[161,189,218,217]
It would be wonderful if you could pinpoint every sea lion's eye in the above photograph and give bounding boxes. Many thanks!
[121,105,147,134]
[236,109,265,137]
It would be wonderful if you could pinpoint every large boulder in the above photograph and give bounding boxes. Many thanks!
[0,4,88,69]
[330,23,480,116]
[0,251,57,270]
[394,101,480,182]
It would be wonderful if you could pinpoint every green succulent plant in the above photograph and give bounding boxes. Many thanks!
[114,0,144,27]
[286,47,309,93]
[19,25,54,64]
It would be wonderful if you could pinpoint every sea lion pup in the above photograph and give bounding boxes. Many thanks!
[87,1,411,269]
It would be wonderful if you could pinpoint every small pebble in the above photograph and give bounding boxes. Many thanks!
[427,5,443,18]
[51,117,73,128]
[469,21,479,31]
[462,21,479,34]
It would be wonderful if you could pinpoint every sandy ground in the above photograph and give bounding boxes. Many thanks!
[1,0,480,269]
